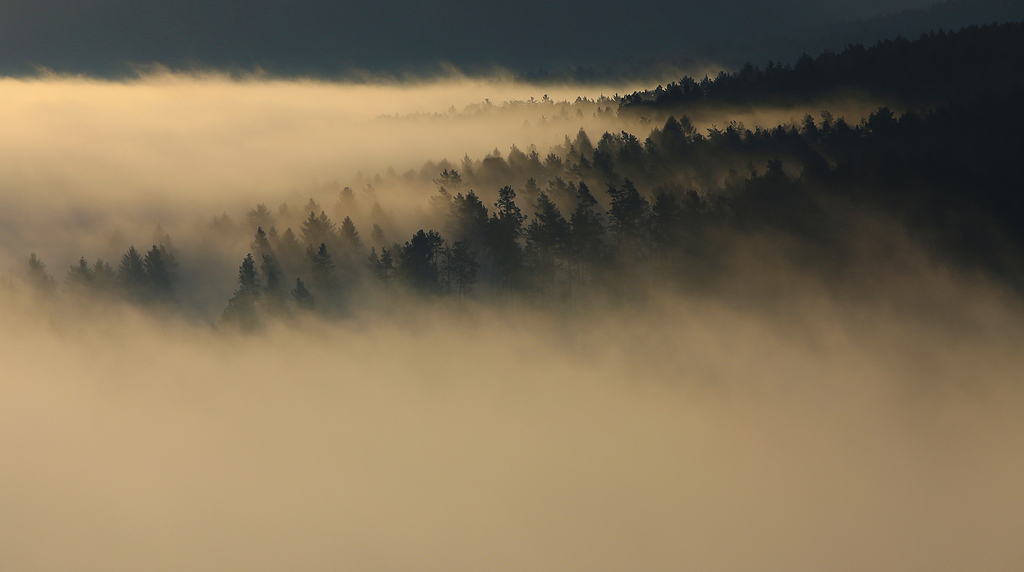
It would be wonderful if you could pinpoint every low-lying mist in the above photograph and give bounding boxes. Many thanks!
[3,71,1022,571]
[2,249,1023,571]
[0,72,882,291]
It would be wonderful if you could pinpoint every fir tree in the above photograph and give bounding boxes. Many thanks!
[291,278,314,309]
[65,256,94,288]
[307,242,339,298]
[246,203,276,232]
[339,216,362,249]
[144,245,175,302]
[261,253,286,309]
[117,246,148,300]
[92,259,116,292]
[370,223,387,245]
[486,185,527,290]
[222,253,261,330]
[27,253,56,293]
[367,247,395,286]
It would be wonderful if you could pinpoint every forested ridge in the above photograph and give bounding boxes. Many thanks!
[26,21,1024,329]
[620,20,1024,111]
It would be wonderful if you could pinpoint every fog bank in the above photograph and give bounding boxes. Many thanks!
[1,271,1022,571]
[3,70,1023,572]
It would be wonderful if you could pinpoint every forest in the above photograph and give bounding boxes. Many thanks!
[21,21,1024,330]
[5,7,1024,572]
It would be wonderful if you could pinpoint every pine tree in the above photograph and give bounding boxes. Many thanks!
[399,230,444,293]
[261,253,285,308]
[370,223,386,245]
[236,253,260,298]
[246,203,276,232]
[524,192,569,294]
[339,216,361,250]
[291,278,314,309]
[144,245,175,302]
[92,259,116,292]
[606,179,650,252]
[522,177,541,202]
[271,227,304,277]
[221,253,261,330]
[307,242,338,297]
[117,246,148,300]
[449,240,480,298]
[65,256,94,288]
[568,182,607,290]
[27,253,56,293]
[367,247,395,286]
[446,190,489,245]
[486,185,527,291]
[300,210,336,248]
[251,227,272,259]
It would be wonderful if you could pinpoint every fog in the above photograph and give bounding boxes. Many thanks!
[3,261,1023,571]
[0,73,880,279]
[0,72,643,205]
[2,73,1023,571]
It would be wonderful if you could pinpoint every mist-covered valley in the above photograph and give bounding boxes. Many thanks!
[3,17,1024,572]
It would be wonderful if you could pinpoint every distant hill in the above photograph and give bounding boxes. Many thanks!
[515,0,1024,84]
[700,0,1024,69]
[620,20,1024,112]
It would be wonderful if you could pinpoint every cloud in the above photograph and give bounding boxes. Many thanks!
[0,0,946,77]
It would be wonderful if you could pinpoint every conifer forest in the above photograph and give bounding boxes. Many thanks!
[3,2,1024,571]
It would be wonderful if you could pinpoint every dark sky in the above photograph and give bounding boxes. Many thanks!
[0,0,990,77]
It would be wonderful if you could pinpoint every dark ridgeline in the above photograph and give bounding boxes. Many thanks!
[23,20,1024,327]
[619,20,1024,113]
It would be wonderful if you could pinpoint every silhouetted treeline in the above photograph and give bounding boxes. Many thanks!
[24,20,1024,326]
[621,20,1024,112]
[29,242,180,303]
[29,83,1024,325]
[692,0,1024,74]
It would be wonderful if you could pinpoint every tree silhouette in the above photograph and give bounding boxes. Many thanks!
[27,253,56,293]
[144,244,176,302]
[65,256,94,289]
[222,253,261,330]
[307,242,339,301]
[367,246,396,287]
[339,216,361,250]
[251,227,272,259]
[524,192,569,295]
[271,227,304,277]
[92,259,116,293]
[117,246,147,301]
[301,210,337,249]
[246,203,276,232]
[486,186,527,291]
[399,230,444,293]
[433,168,463,190]
[261,253,286,311]
[370,223,387,245]
[449,240,480,298]
[292,277,314,309]
[568,181,606,268]
[446,190,489,245]
[606,179,651,256]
